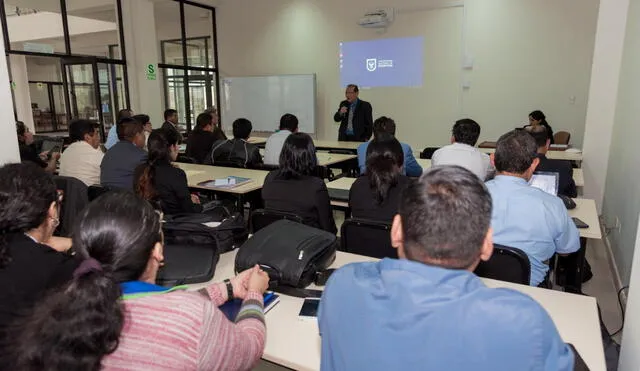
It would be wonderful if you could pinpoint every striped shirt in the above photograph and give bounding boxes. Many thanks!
[102,283,265,370]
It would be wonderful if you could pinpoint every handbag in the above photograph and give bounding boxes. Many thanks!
[163,207,248,253]
[235,220,337,291]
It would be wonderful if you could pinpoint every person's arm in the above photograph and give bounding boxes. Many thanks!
[334,102,345,122]
[403,144,423,177]
[44,153,59,174]
[565,164,578,198]
[175,169,203,213]
[251,147,263,166]
[554,206,581,255]
[357,144,367,175]
[364,102,374,140]
[316,181,337,234]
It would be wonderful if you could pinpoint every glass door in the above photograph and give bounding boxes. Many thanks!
[62,58,107,140]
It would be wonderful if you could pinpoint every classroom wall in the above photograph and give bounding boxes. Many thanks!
[214,0,599,149]
[602,0,640,285]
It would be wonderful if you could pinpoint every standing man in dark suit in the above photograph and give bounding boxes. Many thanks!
[162,109,181,140]
[526,125,577,198]
[334,84,373,142]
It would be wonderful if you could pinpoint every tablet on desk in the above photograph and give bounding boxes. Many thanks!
[197,176,251,189]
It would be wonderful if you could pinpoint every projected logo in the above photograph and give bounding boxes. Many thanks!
[366,59,377,72]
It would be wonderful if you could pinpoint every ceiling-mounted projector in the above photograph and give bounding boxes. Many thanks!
[358,9,394,28]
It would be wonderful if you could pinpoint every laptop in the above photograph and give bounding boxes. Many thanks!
[529,171,559,196]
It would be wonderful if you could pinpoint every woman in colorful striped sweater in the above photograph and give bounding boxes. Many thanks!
[9,191,269,371]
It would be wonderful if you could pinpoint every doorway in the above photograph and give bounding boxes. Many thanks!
[28,81,68,133]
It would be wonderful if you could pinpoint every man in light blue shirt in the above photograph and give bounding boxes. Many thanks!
[357,116,422,177]
[105,108,133,149]
[263,113,298,165]
[319,166,575,371]
[485,130,580,286]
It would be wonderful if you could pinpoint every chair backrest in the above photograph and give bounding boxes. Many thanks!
[420,147,440,159]
[553,131,571,145]
[250,209,304,234]
[340,218,395,259]
[474,244,530,285]
[53,176,89,237]
[87,185,114,202]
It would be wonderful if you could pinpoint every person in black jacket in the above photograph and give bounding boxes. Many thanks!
[186,113,226,164]
[334,84,373,142]
[205,118,263,168]
[16,121,58,173]
[0,163,79,353]
[262,133,336,233]
[161,109,181,140]
[350,134,411,222]
[525,125,577,198]
[134,129,203,215]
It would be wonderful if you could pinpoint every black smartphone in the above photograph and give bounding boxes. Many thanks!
[572,217,589,229]
[298,298,320,320]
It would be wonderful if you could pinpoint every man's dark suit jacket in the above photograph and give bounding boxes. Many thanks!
[334,99,373,142]
[161,121,181,140]
[536,153,577,198]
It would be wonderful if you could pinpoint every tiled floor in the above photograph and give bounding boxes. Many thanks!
[253,214,623,370]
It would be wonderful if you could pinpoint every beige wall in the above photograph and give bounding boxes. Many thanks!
[215,0,598,149]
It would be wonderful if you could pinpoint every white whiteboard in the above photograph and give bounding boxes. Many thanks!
[221,74,316,134]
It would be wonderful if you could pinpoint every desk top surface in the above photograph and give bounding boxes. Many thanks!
[479,147,583,161]
[189,250,605,371]
[313,140,362,150]
[177,163,268,194]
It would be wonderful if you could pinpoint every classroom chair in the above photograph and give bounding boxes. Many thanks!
[250,209,304,234]
[340,218,396,259]
[554,131,571,145]
[474,244,531,285]
[420,147,440,159]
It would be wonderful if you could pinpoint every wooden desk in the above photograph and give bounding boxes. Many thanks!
[316,153,357,167]
[568,198,601,240]
[313,140,362,152]
[417,158,431,169]
[189,250,605,371]
[479,147,583,161]
[176,163,268,195]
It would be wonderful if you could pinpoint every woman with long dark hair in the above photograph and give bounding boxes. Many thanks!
[134,128,202,214]
[0,163,78,351]
[261,133,337,233]
[349,134,410,222]
[526,110,554,144]
[9,191,269,371]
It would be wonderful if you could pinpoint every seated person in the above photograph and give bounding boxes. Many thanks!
[319,166,576,371]
[205,118,263,168]
[431,118,493,180]
[134,129,202,215]
[0,163,79,347]
[161,108,181,141]
[100,117,148,190]
[526,125,577,198]
[486,130,580,286]
[59,119,104,186]
[524,110,554,144]
[349,134,410,222]
[262,133,336,233]
[186,112,225,164]
[357,117,422,177]
[204,107,228,141]
[9,191,269,370]
[132,114,153,151]
[105,108,133,150]
[15,121,58,173]
[264,113,298,166]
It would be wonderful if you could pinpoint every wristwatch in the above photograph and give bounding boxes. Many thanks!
[223,279,234,301]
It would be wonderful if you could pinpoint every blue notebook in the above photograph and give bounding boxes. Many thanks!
[219,292,280,321]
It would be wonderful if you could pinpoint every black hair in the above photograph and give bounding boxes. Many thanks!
[16,121,27,138]
[494,130,538,173]
[279,113,299,132]
[69,119,99,142]
[372,116,396,138]
[232,118,252,139]
[366,134,404,204]
[525,125,549,148]
[529,110,546,123]
[0,163,57,268]
[399,165,492,269]
[346,84,359,93]
[11,191,162,371]
[116,117,143,141]
[116,109,132,122]
[195,113,213,132]
[132,114,150,126]
[452,118,481,146]
[135,129,179,202]
[278,132,317,179]
[164,109,177,120]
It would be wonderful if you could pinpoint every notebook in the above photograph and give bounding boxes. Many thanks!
[197,176,251,189]
[219,292,280,321]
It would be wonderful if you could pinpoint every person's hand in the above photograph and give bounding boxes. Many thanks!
[339,106,348,114]
[51,152,60,161]
[247,266,270,294]
[230,266,255,299]
[191,194,201,204]
[39,151,50,161]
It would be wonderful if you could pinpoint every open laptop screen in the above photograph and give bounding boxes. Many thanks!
[529,171,559,196]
